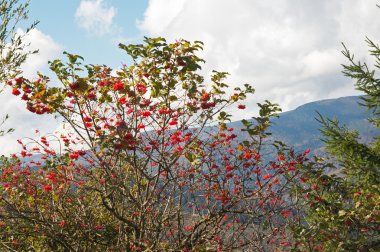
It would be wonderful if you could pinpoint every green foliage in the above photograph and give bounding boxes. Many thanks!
[0,0,38,82]
[3,37,295,251]
[0,114,13,136]
[242,100,281,139]
[342,40,380,128]
[292,38,380,251]
[0,0,38,137]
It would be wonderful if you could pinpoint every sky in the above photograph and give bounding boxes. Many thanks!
[1,0,380,155]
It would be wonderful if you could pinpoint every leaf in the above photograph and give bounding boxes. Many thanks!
[32,89,46,99]
[185,153,195,162]
[169,95,178,101]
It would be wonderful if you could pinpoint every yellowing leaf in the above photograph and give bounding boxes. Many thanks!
[32,89,46,99]
[338,210,346,216]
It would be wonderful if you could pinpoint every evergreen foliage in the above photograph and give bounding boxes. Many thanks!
[292,38,380,251]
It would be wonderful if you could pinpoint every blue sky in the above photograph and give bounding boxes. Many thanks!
[2,0,380,155]
[27,0,148,67]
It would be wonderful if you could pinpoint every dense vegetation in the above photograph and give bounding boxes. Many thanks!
[0,0,378,251]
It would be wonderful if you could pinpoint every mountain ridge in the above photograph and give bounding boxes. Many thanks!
[229,95,379,153]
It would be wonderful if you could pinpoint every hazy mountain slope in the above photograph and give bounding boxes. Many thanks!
[229,96,379,153]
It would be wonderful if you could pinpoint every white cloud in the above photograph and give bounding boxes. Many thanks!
[75,0,118,37]
[19,28,62,78]
[0,28,62,155]
[138,0,380,118]
[137,0,187,35]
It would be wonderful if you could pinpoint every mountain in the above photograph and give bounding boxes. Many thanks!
[229,96,380,153]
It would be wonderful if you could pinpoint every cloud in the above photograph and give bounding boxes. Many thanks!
[75,0,118,37]
[138,0,380,118]
[19,28,62,78]
[0,28,62,155]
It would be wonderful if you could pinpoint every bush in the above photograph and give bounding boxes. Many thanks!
[0,38,308,251]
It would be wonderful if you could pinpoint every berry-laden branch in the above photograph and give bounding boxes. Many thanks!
[1,38,308,251]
